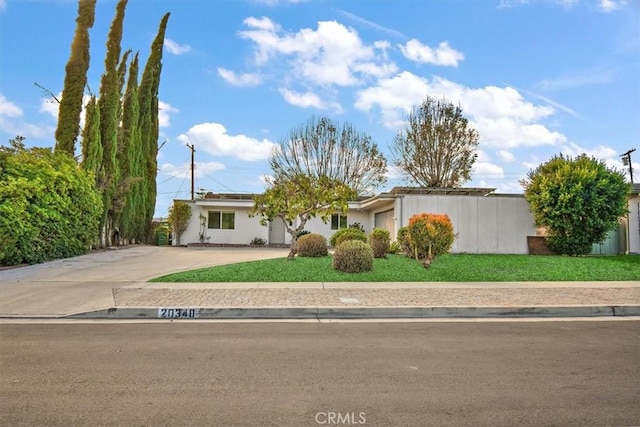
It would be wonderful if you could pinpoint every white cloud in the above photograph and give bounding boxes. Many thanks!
[158,101,179,128]
[278,88,343,112]
[497,150,516,162]
[354,71,429,128]
[355,71,568,149]
[0,0,6,12]
[399,39,464,67]
[164,38,191,55]
[517,88,583,118]
[217,68,263,87]
[243,16,281,32]
[336,9,406,39]
[599,0,629,12]
[39,98,59,119]
[38,92,96,132]
[0,94,22,117]
[497,0,530,8]
[0,94,54,139]
[177,122,276,161]
[535,69,614,91]
[239,17,397,86]
[474,161,505,179]
[560,141,618,161]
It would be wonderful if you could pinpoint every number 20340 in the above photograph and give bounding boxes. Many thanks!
[158,308,200,319]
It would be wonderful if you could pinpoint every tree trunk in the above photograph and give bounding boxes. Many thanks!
[423,245,433,268]
[287,235,297,260]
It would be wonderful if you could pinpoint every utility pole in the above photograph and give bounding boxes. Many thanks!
[621,148,635,183]
[186,143,195,200]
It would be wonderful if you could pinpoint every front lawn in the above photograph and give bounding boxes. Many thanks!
[150,253,640,282]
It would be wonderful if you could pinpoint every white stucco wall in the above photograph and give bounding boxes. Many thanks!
[176,202,268,246]
[397,194,536,254]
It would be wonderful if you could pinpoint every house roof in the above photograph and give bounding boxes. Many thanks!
[385,186,497,196]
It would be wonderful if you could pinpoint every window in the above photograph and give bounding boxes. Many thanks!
[208,211,235,230]
[331,213,347,230]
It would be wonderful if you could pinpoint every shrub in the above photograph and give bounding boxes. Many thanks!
[167,202,191,246]
[348,222,365,233]
[297,229,311,238]
[330,228,367,247]
[522,154,629,256]
[332,240,373,273]
[388,241,401,254]
[369,227,390,258]
[250,237,267,246]
[397,227,412,256]
[297,233,328,257]
[407,213,455,267]
[0,143,102,266]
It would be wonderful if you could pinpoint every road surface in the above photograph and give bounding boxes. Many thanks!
[1,321,638,426]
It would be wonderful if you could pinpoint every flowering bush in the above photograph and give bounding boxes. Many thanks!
[407,213,455,267]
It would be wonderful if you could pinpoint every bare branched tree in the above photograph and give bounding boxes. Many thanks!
[391,96,479,188]
[269,116,387,195]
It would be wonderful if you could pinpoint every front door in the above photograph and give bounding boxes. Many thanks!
[269,218,286,245]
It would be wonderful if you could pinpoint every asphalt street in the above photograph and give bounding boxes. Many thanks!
[1,321,638,426]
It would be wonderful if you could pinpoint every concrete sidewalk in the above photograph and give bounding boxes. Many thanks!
[1,245,639,320]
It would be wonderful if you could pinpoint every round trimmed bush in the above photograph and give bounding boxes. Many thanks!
[330,228,367,247]
[332,240,374,273]
[369,227,390,258]
[296,233,328,257]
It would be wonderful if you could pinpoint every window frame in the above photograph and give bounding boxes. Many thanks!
[208,210,235,230]
[331,213,348,230]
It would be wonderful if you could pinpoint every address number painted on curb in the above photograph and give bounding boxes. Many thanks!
[158,308,200,319]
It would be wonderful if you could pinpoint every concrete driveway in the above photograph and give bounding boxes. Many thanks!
[0,245,289,317]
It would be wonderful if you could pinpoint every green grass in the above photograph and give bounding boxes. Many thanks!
[150,253,640,282]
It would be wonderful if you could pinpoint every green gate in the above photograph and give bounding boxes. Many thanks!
[591,227,621,255]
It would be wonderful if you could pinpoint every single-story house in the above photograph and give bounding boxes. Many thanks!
[173,187,540,254]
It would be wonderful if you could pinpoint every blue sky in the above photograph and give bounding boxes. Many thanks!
[1,0,639,218]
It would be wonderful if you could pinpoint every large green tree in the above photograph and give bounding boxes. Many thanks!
[54,0,96,156]
[391,96,479,188]
[80,95,102,179]
[97,0,128,246]
[521,154,630,256]
[0,137,102,266]
[251,174,356,260]
[138,12,170,241]
[269,115,387,196]
[118,53,145,242]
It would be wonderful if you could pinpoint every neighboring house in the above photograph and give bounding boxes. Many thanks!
[589,183,640,255]
[624,183,640,254]
[174,187,537,254]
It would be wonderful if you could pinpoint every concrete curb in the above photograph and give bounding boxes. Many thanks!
[66,305,640,320]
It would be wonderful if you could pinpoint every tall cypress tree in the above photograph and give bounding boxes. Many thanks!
[54,0,96,156]
[80,95,102,179]
[139,13,170,241]
[118,53,143,242]
[98,0,128,245]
